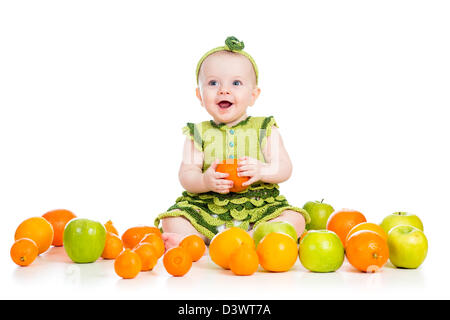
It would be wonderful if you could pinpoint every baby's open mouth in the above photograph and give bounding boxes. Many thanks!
[218,100,233,109]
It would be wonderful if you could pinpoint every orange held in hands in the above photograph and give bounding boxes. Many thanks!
[102,232,124,259]
[15,217,54,254]
[346,230,389,273]
[209,227,254,269]
[229,244,259,276]
[10,238,39,266]
[163,246,192,277]
[121,226,162,249]
[42,209,76,247]
[179,235,206,262]
[256,232,298,272]
[345,222,387,248]
[216,159,249,193]
[326,209,367,245]
[114,249,142,279]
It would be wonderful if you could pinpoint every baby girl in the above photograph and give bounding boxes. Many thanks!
[154,36,310,250]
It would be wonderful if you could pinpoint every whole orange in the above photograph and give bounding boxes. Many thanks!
[114,249,142,279]
[215,159,249,193]
[133,243,158,271]
[139,233,165,258]
[345,222,387,248]
[121,226,162,249]
[42,209,76,246]
[346,230,389,273]
[163,246,192,277]
[256,232,298,272]
[326,209,367,245]
[209,227,254,269]
[10,238,39,266]
[229,244,259,276]
[15,217,54,254]
[102,232,124,259]
[179,235,206,262]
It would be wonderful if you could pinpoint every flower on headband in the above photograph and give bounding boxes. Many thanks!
[225,36,245,51]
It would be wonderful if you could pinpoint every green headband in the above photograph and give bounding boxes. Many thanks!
[195,36,259,85]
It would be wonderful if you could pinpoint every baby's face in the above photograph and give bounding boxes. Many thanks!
[196,51,260,126]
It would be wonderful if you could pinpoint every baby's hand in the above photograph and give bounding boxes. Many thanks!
[238,156,267,186]
[202,159,234,194]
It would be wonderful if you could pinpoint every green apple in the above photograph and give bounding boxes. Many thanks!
[252,221,297,246]
[299,230,344,272]
[302,199,334,230]
[380,212,424,234]
[387,225,428,269]
[63,218,106,263]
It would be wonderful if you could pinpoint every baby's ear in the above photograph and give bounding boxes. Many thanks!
[249,87,261,106]
[195,87,204,106]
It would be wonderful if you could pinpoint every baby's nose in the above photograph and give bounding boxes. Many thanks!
[218,87,231,95]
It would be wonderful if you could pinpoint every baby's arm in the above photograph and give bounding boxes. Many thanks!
[179,137,233,194]
[239,127,293,186]
[260,126,293,183]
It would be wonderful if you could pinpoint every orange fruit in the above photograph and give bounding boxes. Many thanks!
[114,249,142,279]
[299,231,308,244]
[133,243,158,271]
[121,226,162,249]
[179,235,206,262]
[346,230,389,273]
[326,209,367,245]
[256,232,298,272]
[216,159,249,192]
[102,232,124,259]
[209,227,254,269]
[15,217,54,254]
[139,233,165,256]
[10,238,39,266]
[139,233,165,258]
[42,209,76,247]
[345,222,387,248]
[104,220,119,236]
[229,244,259,276]
[163,246,192,277]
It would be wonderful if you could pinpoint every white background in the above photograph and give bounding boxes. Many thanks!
[1,0,449,300]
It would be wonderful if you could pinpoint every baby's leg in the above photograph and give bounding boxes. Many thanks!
[249,210,306,240]
[161,214,209,251]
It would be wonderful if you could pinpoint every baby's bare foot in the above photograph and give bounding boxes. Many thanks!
[161,232,184,252]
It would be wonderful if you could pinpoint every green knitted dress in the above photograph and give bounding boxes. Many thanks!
[154,116,310,240]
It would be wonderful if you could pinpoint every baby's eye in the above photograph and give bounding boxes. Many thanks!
[233,80,242,86]
[208,80,218,86]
